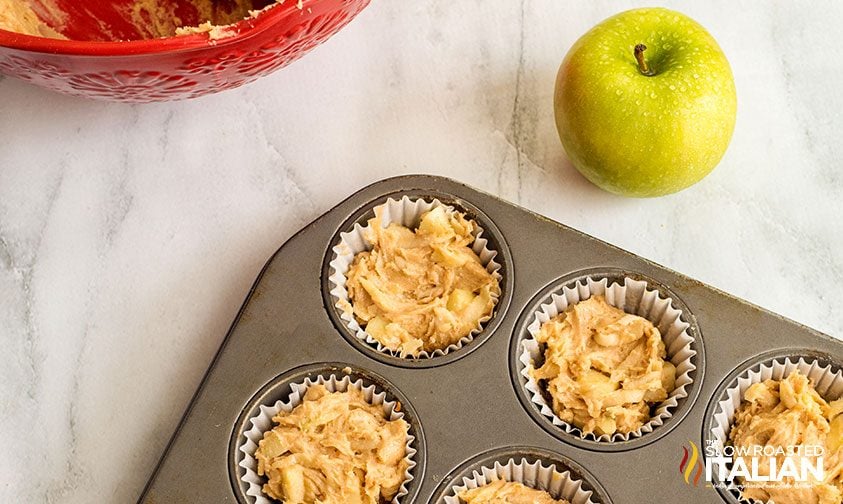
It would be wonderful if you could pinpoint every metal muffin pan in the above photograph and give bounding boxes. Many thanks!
[138,175,843,504]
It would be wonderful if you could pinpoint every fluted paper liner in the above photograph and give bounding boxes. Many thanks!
[442,457,600,504]
[329,196,502,358]
[236,373,418,503]
[518,276,697,442]
[708,355,843,502]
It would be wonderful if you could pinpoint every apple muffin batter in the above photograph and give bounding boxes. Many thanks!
[135,0,262,39]
[254,385,410,504]
[729,370,843,504]
[0,0,283,40]
[0,0,65,38]
[459,480,569,504]
[346,205,500,356]
[530,295,676,436]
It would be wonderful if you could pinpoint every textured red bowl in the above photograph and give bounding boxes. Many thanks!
[0,0,370,102]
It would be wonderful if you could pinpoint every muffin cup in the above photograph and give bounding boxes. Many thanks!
[518,275,698,443]
[328,195,503,359]
[236,373,418,504]
[442,456,601,504]
[707,354,843,502]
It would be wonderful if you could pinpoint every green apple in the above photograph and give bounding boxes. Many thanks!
[554,8,737,197]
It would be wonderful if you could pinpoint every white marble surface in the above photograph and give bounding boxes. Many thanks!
[1,0,842,501]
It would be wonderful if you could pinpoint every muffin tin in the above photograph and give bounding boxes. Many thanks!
[138,175,842,504]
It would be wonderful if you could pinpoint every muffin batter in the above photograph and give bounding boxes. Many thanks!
[530,295,676,436]
[346,205,500,356]
[0,0,284,40]
[729,371,843,504]
[136,0,259,39]
[0,0,65,38]
[459,480,569,504]
[254,385,409,504]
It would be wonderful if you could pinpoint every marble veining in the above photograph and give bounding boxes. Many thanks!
[1,1,842,502]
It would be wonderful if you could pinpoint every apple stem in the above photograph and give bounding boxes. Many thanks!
[634,44,655,76]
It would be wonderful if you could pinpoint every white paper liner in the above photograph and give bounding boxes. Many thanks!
[442,457,600,504]
[328,196,503,359]
[518,276,697,442]
[236,373,418,504]
[708,356,843,502]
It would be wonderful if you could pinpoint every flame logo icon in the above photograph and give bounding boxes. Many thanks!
[679,441,704,486]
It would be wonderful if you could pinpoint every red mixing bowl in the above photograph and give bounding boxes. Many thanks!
[0,0,370,102]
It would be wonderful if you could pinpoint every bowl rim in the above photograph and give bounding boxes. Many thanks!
[0,0,331,56]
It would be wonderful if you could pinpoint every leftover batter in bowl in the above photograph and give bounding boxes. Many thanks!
[345,205,500,357]
[729,370,843,504]
[459,480,569,504]
[530,295,676,436]
[0,0,65,38]
[0,0,279,40]
[254,384,410,504]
